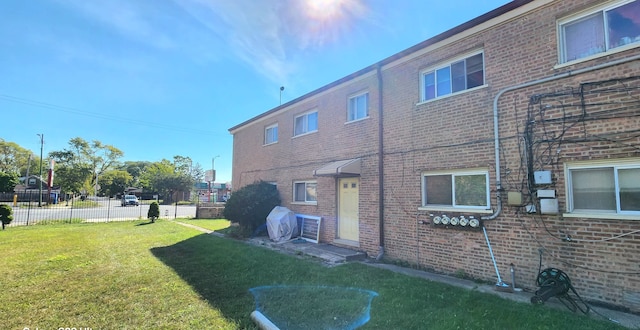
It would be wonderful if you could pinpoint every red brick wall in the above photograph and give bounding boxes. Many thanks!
[231,73,383,250]
[379,0,640,312]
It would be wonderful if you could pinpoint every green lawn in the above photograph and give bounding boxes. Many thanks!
[0,220,624,330]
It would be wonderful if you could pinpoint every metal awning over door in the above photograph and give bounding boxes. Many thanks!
[313,158,361,177]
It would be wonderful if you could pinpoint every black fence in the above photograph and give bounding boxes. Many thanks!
[2,195,197,226]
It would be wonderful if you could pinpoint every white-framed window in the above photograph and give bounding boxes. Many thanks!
[294,111,318,136]
[558,0,640,63]
[422,170,490,209]
[264,123,278,145]
[347,92,368,122]
[566,160,640,215]
[293,180,317,203]
[420,51,484,102]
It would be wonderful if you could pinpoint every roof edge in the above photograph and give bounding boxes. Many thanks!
[228,0,534,134]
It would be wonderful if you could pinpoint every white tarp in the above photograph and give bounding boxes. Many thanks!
[266,206,298,243]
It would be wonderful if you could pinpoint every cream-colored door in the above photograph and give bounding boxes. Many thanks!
[338,178,359,241]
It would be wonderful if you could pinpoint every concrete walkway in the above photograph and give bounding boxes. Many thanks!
[173,221,640,329]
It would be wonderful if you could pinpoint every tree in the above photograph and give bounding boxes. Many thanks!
[147,201,160,223]
[140,159,193,204]
[98,170,133,197]
[0,139,37,176]
[0,204,13,230]
[190,162,205,185]
[49,137,124,195]
[223,181,281,233]
[54,165,91,196]
[121,161,151,187]
[0,171,19,193]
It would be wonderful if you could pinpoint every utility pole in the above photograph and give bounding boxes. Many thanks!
[211,155,219,202]
[37,134,43,207]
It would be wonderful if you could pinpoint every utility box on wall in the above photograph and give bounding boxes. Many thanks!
[540,198,559,214]
[534,171,552,185]
[507,192,522,205]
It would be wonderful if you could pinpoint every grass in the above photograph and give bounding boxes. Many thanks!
[0,220,626,330]
[34,217,85,225]
[68,200,101,208]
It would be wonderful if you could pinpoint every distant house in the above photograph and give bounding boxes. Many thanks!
[229,0,640,313]
[14,175,59,193]
[13,175,61,203]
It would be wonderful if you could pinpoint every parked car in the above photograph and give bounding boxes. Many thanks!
[121,194,139,206]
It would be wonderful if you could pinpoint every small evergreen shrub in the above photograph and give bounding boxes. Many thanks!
[148,201,160,223]
[0,204,13,230]
[223,180,281,233]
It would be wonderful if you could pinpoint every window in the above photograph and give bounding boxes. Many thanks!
[264,124,278,145]
[294,181,317,203]
[567,162,640,214]
[294,111,318,136]
[422,170,490,209]
[559,0,640,63]
[421,52,484,101]
[348,92,368,122]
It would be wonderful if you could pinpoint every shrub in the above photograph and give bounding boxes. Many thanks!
[0,204,13,230]
[223,180,280,233]
[148,202,160,223]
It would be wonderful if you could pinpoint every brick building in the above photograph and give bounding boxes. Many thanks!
[229,0,640,312]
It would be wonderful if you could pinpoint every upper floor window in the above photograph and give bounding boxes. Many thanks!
[566,160,640,215]
[264,123,278,145]
[293,180,317,204]
[421,52,484,102]
[294,111,318,136]
[422,170,490,209]
[348,92,368,122]
[559,0,640,63]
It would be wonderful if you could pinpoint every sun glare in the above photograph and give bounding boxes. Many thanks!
[295,0,366,48]
[306,0,347,21]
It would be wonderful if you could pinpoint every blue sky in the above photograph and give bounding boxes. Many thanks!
[0,0,509,183]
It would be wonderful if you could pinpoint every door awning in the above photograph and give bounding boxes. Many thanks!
[314,158,361,177]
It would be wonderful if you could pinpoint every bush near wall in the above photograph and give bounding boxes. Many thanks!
[223,181,280,232]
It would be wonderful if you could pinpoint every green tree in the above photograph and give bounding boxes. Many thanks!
[121,161,151,188]
[0,139,38,176]
[223,181,281,233]
[54,165,91,196]
[0,204,13,230]
[147,201,160,223]
[140,159,193,204]
[190,162,205,185]
[0,171,19,193]
[49,137,124,195]
[98,170,133,197]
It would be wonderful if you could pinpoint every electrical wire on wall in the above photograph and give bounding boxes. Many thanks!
[514,75,640,275]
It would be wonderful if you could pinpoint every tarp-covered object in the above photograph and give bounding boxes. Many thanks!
[266,206,298,243]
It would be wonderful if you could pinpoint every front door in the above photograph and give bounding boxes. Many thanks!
[338,178,359,241]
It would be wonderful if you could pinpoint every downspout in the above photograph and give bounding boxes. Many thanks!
[376,63,385,261]
[482,54,640,221]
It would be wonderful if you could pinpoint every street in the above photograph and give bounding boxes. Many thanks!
[8,197,197,225]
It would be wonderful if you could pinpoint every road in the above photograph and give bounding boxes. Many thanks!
[9,197,197,225]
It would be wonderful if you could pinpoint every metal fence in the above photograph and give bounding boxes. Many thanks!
[3,196,197,227]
